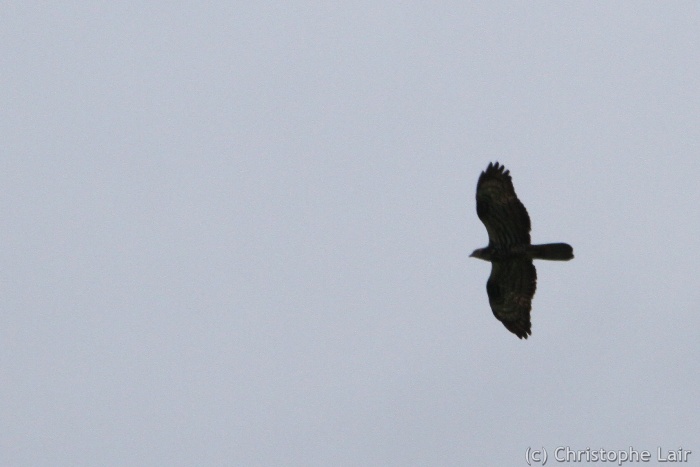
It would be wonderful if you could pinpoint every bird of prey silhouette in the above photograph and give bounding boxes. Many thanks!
[470,162,573,339]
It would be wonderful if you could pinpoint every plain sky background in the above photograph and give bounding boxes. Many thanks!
[2,2,699,466]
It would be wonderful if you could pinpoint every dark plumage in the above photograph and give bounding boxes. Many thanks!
[471,162,573,339]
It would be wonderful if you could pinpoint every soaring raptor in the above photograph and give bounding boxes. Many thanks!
[471,162,573,339]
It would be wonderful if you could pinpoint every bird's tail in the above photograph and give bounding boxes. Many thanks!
[528,243,574,261]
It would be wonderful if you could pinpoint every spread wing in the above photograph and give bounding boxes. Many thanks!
[476,162,531,247]
[486,259,537,339]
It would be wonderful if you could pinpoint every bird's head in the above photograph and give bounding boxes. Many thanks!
[470,247,491,261]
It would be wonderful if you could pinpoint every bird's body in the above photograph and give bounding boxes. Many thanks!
[471,162,573,339]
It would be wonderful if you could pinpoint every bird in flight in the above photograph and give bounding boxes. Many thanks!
[470,162,573,339]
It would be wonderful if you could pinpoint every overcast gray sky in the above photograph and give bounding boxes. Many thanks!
[2,2,699,466]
